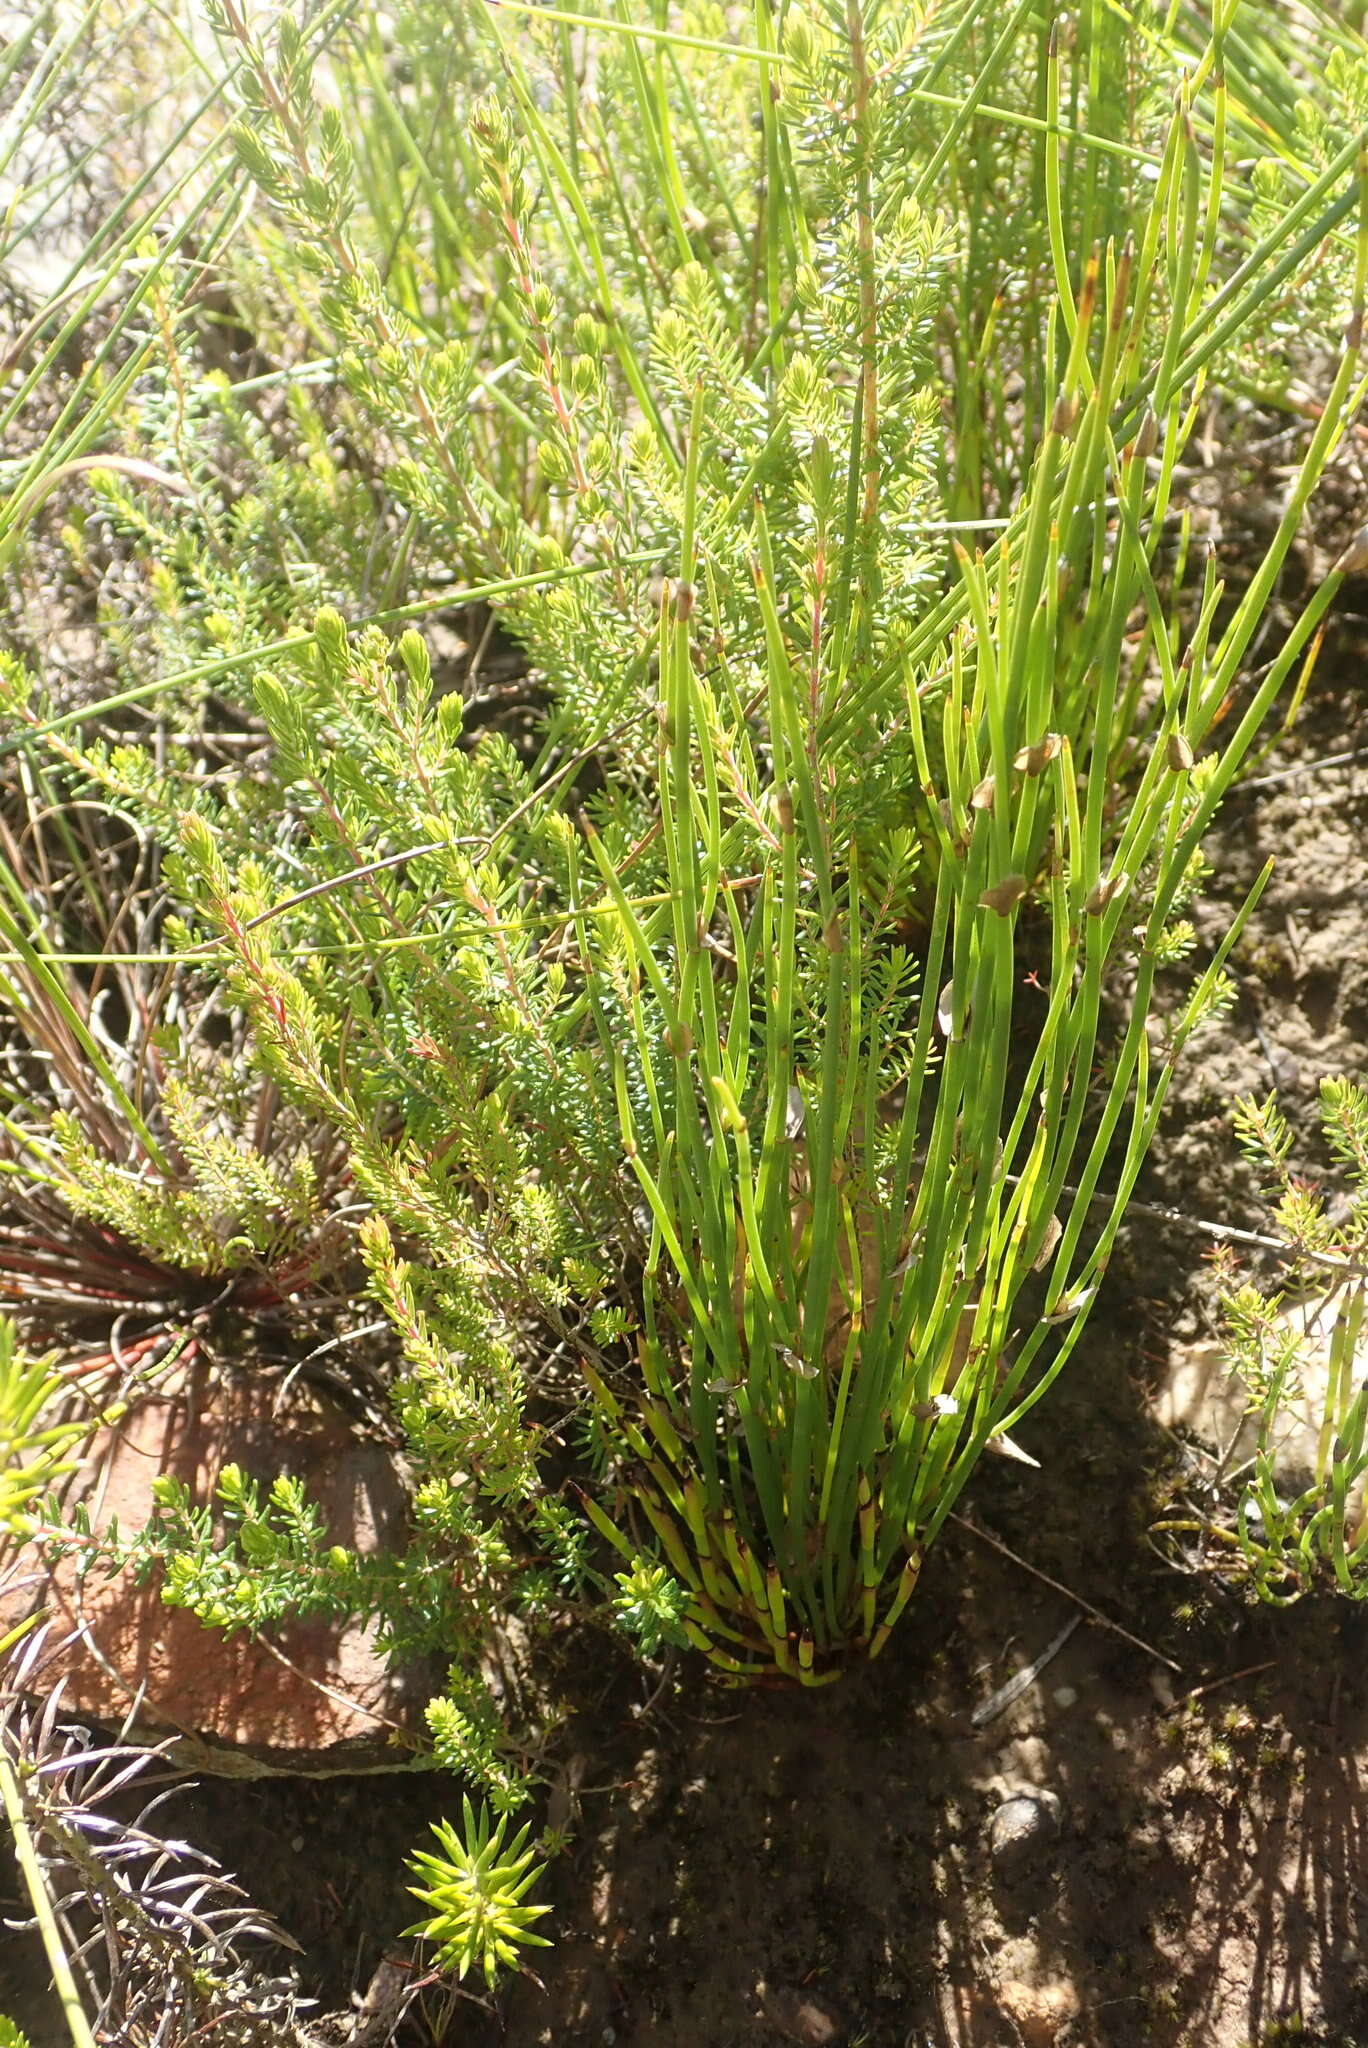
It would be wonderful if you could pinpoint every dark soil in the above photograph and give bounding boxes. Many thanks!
[7,541,1368,2048]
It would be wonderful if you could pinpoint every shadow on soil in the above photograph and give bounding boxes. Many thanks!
[485,1253,1368,2048]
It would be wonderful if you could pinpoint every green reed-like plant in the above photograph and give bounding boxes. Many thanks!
[561,175,1368,1673]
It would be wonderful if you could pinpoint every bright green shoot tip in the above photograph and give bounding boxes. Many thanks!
[405,1798,553,1989]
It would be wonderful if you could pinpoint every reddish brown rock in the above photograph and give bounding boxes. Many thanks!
[996,1977,1080,2045]
[1,1364,433,1766]
[761,1985,846,2046]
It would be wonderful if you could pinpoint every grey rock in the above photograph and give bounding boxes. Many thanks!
[988,1789,1064,1873]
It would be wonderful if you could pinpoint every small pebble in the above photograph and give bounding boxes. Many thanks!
[988,1790,1063,1874]
[1052,1685,1078,1708]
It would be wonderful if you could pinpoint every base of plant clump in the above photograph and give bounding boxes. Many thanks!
[582,1464,924,1684]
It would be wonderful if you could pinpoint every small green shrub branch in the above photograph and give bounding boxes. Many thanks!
[1198,1081,1368,1603]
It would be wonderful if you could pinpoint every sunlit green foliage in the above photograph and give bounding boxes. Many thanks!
[404,1797,551,1988]
[1202,1082,1368,1602]
[0,1320,90,1538]
[5,0,1368,1924]
[23,1,1353,1687]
